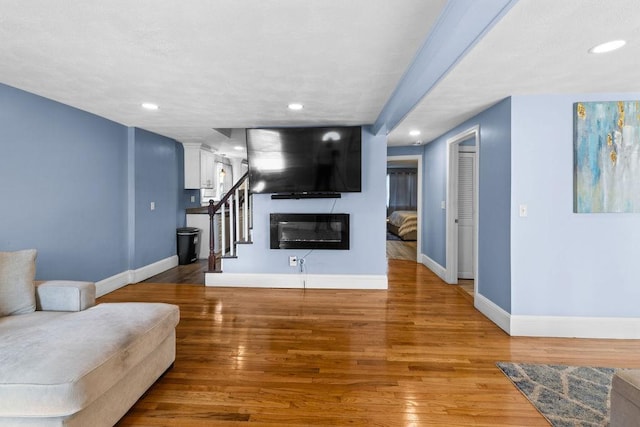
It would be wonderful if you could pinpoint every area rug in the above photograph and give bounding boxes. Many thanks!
[496,362,616,427]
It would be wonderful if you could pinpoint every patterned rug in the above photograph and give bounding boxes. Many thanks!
[496,362,616,427]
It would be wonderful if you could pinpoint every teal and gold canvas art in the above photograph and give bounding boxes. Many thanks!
[574,101,640,213]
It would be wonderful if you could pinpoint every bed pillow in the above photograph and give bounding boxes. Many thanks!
[0,249,37,316]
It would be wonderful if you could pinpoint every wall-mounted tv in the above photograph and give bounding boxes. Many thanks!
[246,126,362,195]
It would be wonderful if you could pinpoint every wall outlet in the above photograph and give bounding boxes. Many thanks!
[190,195,196,203]
[150,202,155,211]
[289,256,298,267]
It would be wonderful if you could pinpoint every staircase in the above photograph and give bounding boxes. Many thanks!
[206,172,252,273]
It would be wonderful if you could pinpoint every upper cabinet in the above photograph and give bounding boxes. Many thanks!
[200,150,215,188]
[182,143,215,189]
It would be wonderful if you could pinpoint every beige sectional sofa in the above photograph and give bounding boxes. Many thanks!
[0,250,180,426]
[611,370,640,427]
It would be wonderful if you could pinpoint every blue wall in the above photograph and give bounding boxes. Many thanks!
[421,98,512,311]
[0,83,129,281]
[133,128,184,269]
[422,137,447,265]
[224,127,388,275]
[0,83,198,281]
[511,93,640,317]
[387,145,424,156]
[476,99,512,311]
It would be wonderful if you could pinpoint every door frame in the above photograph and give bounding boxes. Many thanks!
[386,154,422,262]
[445,126,479,293]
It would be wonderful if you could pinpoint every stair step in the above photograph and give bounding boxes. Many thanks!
[235,240,253,245]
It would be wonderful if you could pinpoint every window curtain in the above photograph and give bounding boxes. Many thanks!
[387,168,417,215]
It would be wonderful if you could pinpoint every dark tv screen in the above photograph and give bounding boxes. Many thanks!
[246,126,362,194]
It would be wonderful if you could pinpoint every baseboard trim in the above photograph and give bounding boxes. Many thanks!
[474,293,511,335]
[419,253,447,281]
[205,273,388,289]
[472,293,640,339]
[95,271,130,298]
[129,255,179,284]
[95,255,179,297]
[510,315,640,339]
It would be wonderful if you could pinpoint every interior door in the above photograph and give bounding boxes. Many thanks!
[457,151,475,279]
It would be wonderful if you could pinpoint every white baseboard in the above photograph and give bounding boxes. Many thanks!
[205,272,388,289]
[420,253,447,281]
[129,255,179,284]
[474,293,511,335]
[94,255,178,297]
[95,271,130,298]
[473,292,640,339]
[510,315,640,339]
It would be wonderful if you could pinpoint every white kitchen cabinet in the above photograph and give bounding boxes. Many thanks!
[200,150,215,188]
[182,143,215,189]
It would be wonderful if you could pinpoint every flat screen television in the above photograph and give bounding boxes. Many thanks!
[246,126,362,195]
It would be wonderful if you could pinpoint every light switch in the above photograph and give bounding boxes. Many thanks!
[150,202,155,211]
[190,196,196,203]
[519,204,527,217]
[441,201,446,210]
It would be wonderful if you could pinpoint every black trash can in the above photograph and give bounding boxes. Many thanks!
[177,227,200,265]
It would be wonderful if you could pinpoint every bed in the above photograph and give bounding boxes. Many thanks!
[387,210,418,241]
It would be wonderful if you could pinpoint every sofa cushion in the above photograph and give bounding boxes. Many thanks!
[613,369,640,406]
[0,302,179,417]
[0,249,37,316]
[0,311,67,335]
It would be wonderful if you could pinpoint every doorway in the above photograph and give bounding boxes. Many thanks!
[445,126,479,297]
[386,155,422,262]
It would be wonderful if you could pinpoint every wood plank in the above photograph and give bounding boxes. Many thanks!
[99,259,640,426]
[386,240,417,261]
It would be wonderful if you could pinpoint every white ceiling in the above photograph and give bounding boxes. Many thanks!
[0,0,639,155]
[389,0,640,146]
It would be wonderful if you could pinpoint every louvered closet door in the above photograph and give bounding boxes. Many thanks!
[458,152,475,279]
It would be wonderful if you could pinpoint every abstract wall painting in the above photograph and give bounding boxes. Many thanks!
[574,101,640,213]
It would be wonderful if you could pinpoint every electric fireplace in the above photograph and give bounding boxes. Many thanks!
[270,213,350,250]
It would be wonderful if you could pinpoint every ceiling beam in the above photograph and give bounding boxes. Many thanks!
[372,0,519,136]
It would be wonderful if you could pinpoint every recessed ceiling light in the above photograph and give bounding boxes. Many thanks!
[288,103,304,111]
[589,40,626,54]
[233,146,244,151]
[409,130,421,136]
[141,102,159,110]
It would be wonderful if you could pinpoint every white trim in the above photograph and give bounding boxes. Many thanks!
[205,273,388,289]
[95,271,130,298]
[130,255,179,284]
[474,293,511,335]
[472,295,640,339]
[94,255,179,297]
[419,253,447,282]
[458,145,476,153]
[510,315,640,339]
[445,125,480,285]
[386,154,423,263]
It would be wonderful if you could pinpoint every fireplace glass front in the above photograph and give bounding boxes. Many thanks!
[270,213,349,250]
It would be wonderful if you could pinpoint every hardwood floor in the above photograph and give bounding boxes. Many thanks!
[100,260,640,426]
[386,240,417,262]
[458,279,474,297]
[142,260,208,285]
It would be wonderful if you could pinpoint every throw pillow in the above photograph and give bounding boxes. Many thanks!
[0,249,37,316]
